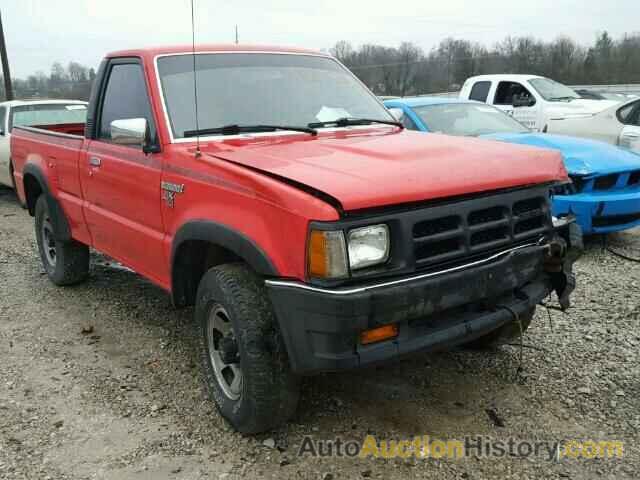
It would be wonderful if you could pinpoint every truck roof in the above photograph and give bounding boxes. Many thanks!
[464,74,545,83]
[106,44,329,60]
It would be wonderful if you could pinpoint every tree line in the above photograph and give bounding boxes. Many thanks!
[1,61,96,101]
[332,31,640,96]
[1,31,639,101]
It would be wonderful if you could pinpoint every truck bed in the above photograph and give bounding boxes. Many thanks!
[11,124,90,245]
[28,122,86,136]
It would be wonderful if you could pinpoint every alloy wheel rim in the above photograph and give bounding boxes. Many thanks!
[206,304,243,401]
[41,216,57,267]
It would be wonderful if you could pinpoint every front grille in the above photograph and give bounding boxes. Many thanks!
[594,174,619,190]
[468,206,507,225]
[593,213,640,228]
[411,189,551,268]
[628,170,640,187]
[471,226,509,246]
[413,215,460,237]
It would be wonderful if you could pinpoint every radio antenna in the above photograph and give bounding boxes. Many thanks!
[190,0,201,157]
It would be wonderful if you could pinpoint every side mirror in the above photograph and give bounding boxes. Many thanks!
[110,118,156,152]
[387,107,404,122]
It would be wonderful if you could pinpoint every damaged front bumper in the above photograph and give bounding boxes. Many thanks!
[553,190,640,234]
[266,220,582,375]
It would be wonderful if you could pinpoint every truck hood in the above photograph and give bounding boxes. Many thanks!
[481,133,640,176]
[204,129,567,211]
[544,99,619,120]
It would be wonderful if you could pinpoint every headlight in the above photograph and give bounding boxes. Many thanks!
[347,224,390,270]
[307,224,390,279]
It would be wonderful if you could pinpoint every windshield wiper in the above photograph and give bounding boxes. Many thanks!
[183,124,317,138]
[307,117,403,129]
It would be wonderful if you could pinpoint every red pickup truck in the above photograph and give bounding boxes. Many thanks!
[11,44,581,434]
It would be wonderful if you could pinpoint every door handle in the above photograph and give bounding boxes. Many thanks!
[89,156,101,167]
[623,133,640,139]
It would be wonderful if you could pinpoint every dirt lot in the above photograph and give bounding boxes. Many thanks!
[0,186,638,480]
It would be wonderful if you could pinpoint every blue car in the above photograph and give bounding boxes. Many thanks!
[384,97,640,234]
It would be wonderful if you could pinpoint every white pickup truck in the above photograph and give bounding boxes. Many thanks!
[459,74,619,132]
[0,100,88,188]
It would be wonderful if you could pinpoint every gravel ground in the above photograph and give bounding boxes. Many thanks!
[0,186,638,480]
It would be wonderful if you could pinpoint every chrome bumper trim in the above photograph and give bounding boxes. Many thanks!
[265,242,543,296]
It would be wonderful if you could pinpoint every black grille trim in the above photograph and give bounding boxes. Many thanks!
[594,174,619,190]
[593,213,640,228]
[412,190,551,268]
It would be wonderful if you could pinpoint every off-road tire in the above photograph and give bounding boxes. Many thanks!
[196,263,300,434]
[463,308,535,349]
[35,195,89,286]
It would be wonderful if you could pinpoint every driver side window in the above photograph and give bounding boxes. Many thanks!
[98,62,156,147]
[494,81,535,106]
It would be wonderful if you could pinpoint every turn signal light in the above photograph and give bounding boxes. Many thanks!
[360,324,399,345]
[308,229,348,279]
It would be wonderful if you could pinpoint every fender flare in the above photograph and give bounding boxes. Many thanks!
[22,163,71,242]
[171,219,279,280]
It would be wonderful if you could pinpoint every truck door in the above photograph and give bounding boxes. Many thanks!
[619,101,640,153]
[80,58,167,285]
[492,81,539,131]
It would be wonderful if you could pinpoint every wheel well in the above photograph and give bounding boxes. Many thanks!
[172,240,243,307]
[23,173,43,215]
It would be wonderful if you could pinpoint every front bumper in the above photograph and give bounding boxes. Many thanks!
[267,225,581,375]
[554,191,640,234]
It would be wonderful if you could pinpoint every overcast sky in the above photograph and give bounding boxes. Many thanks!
[2,0,638,78]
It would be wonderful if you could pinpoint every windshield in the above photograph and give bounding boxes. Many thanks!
[10,103,87,130]
[157,53,392,139]
[529,78,580,101]
[414,103,530,136]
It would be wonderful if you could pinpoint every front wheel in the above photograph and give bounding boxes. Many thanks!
[35,195,89,286]
[196,263,300,434]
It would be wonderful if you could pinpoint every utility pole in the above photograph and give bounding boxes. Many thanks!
[235,25,238,44]
[0,10,14,100]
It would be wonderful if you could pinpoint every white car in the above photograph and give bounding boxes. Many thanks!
[0,99,88,188]
[546,97,640,154]
[459,74,620,132]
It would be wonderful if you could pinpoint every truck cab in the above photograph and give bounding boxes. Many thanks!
[11,45,581,434]
[459,74,619,132]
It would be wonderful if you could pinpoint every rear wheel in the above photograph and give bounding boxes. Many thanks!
[35,195,89,286]
[463,308,535,349]
[196,263,300,434]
